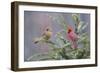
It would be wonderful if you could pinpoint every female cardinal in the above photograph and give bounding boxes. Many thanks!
[67,26,78,49]
[34,27,52,44]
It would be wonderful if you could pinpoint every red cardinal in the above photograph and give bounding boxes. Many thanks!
[67,25,78,49]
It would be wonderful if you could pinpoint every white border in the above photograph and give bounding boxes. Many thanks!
[19,5,96,68]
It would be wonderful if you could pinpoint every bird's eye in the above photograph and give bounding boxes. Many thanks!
[46,28,49,31]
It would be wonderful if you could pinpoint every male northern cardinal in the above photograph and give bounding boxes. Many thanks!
[34,27,52,44]
[67,26,78,49]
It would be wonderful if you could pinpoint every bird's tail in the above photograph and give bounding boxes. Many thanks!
[33,37,43,44]
[71,41,78,49]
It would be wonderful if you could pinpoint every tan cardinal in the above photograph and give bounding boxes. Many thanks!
[33,27,52,44]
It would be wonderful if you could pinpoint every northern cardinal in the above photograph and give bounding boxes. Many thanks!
[67,26,78,49]
[33,27,52,44]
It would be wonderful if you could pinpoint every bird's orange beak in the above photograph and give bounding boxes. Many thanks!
[68,28,72,33]
[67,26,72,33]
